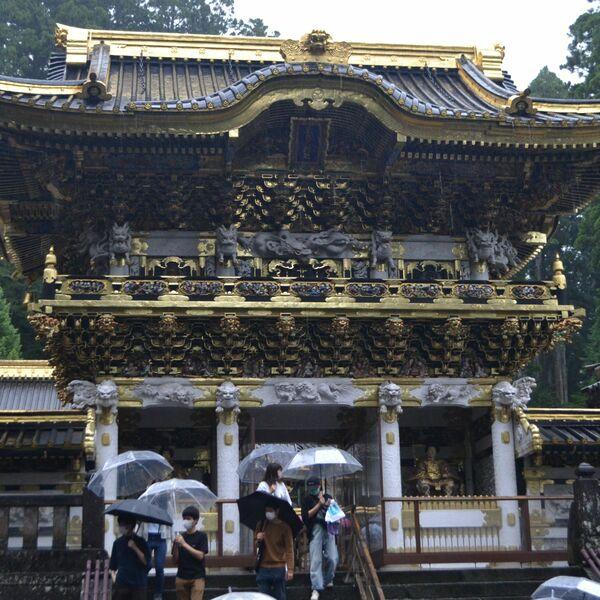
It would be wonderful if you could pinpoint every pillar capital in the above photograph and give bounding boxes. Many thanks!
[216,380,241,424]
[68,379,119,424]
[379,381,402,423]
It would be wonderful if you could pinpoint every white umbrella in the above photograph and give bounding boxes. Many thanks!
[282,446,363,480]
[88,450,173,498]
[213,592,274,600]
[139,479,217,520]
[237,444,299,484]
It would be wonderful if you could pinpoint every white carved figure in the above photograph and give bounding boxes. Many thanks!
[492,377,536,410]
[216,224,238,266]
[379,381,402,415]
[465,228,518,276]
[513,376,537,408]
[425,383,456,404]
[215,380,241,416]
[273,380,344,404]
[68,379,119,415]
[109,222,132,264]
[134,378,202,408]
[371,230,395,272]
[240,229,365,260]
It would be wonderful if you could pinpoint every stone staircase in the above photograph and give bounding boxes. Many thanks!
[152,566,585,600]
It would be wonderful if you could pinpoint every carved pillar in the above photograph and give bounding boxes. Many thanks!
[216,381,241,554]
[97,408,119,551]
[491,391,521,549]
[68,378,119,553]
[378,382,404,552]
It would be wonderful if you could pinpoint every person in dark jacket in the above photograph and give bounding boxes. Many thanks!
[109,515,151,600]
[301,478,338,600]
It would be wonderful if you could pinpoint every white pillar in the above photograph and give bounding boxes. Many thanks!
[380,411,404,552]
[378,382,404,553]
[491,403,521,549]
[216,382,241,554]
[95,408,119,553]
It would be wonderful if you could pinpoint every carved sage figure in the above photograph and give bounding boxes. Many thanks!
[216,225,238,266]
[68,379,119,415]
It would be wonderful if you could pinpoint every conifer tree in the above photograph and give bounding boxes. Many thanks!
[0,284,22,359]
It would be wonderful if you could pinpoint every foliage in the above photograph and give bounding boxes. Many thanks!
[529,66,570,98]
[0,265,22,359]
[563,0,600,98]
[0,262,43,358]
[0,0,278,78]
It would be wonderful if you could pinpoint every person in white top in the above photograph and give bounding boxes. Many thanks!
[256,462,292,505]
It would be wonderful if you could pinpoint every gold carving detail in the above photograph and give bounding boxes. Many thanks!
[55,26,68,49]
[280,30,352,65]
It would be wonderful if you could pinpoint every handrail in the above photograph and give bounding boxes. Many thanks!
[582,546,600,582]
[345,506,385,600]
[383,495,573,501]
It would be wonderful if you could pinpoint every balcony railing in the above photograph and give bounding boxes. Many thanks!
[0,489,104,551]
[379,495,572,564]
[45,275,561,306]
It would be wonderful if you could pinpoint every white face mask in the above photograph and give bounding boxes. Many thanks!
[182,519,195,531]
[265,511,276,521]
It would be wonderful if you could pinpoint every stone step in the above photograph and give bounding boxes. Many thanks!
[150,567,580,600]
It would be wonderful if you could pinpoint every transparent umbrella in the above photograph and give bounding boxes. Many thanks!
[213,592,274,600]
[139,479,218,521]
[88,450,173,498]
[282,446,363,480]
[237,444,299,484]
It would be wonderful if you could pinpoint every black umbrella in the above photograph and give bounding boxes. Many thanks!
[105,499,173,526]
[237,491,304,538]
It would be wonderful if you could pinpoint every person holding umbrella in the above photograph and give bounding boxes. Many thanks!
[301,478,338,600]
[255,497,294,600]
[256,463,292,505]
[109,515,151,600]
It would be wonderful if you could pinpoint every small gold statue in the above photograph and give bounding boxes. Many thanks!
[411,446,460,497]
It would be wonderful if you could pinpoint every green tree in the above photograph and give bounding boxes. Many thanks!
[0,0,111,78]
[529,66,570,98]
[0,279,22,359]
[0,262,43,358]
[0,0,277,78]
[563,0,600,97]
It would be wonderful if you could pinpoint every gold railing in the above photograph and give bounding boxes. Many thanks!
[381,495,572,565]
[49,275,559,305]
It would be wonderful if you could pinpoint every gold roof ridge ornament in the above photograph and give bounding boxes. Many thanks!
[280,30,352,64]
[505,87,537,116]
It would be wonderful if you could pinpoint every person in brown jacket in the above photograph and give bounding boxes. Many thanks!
[255,498,294,600]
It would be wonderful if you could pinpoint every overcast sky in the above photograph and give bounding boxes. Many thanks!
[235,0,591,89]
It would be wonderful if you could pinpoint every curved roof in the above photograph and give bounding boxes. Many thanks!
[0,25,598,146]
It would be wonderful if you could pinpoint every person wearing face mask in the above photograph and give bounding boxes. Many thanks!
[109,515,151,600]
[255,499,294,600]
[301,478,338,600]
[172,506,209,600]
[256,463,292,505]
